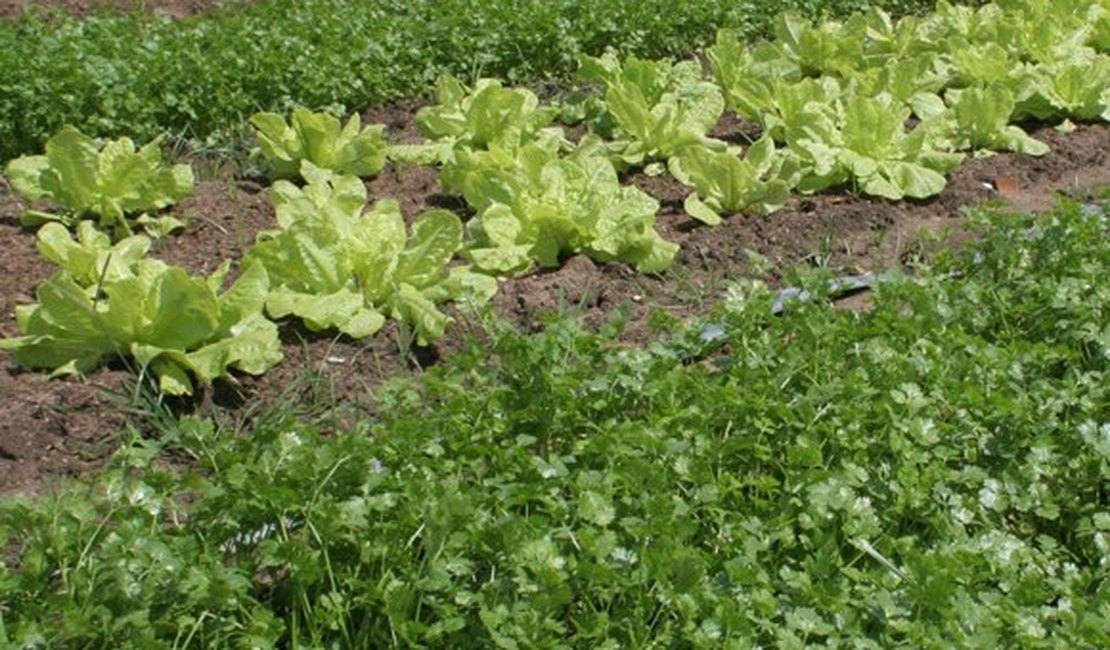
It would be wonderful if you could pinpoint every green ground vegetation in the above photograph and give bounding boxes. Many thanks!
[1,198,1106,648]
[0,0,962,160]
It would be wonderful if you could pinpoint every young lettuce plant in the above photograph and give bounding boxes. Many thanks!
[577,52,727,169]
[785,93,964,200]
[941,85,1050,156]
[4,126,193,238]
[0,222,281,395]
[1012,55,1110,123]
[437,135,566,215]
[244,163,496,345]
[935,0,1109,123]
[758,12,865,80]
[250,107,389,179]
[843,7,941,64]
[458,144,678,275]
[851,56,950,119]
[705,33,846,142]
[390,75,563,165]
[668,137,798,225]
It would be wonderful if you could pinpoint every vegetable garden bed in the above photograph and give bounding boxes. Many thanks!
[0,0,1108,646]
[0,0,1107,495]
[1,112,1105,494]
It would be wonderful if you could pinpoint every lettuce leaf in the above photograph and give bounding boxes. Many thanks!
[250,107,389,179]
[763,12,862,80]
[392,75,563,165]
[785,93,964,200]
[460,145,678,274]
[705,34,847,142]
[942,85,1050,156]
[0,223,281,395]
[5,126,193,238]
[1013,54,1110,122]
[245,165,496,345]
[668,138,798,225]
[577,52,726,167]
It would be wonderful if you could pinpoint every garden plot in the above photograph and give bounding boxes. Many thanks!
[1,116,1105,494]
[0,0,1107,495]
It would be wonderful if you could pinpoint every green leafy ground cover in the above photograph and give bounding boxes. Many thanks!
[0,0,957,160]
[1,199,1106,648]
[4,0,1105,394]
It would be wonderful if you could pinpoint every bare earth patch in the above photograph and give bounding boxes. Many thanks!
[1,100,1107,495]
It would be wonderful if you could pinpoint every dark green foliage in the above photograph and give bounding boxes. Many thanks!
[0,0,954,161]
[2,199,1106,647]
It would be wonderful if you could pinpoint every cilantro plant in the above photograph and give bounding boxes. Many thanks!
[0,222,281,395]
[4,126,194,238]
[249,107,390,179]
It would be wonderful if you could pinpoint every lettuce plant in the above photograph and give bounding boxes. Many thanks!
[851,57,951,119]
[785,93,964,199]
[707,33,848,139]
[759,12,864,80]
[458,144,678,274]
[941,85,1050,156]
[391,75,562,165]
[1013,55,1110,122]
[668,137,798,225]
[0,222,281,395]
[250,107,389,179]
[4,126,193,238]
[244,164,496,345]
[577,52,726,168]
[710,25,946,127]
[933,0,1109,121]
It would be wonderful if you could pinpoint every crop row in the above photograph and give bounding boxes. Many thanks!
[0,0,956,160]
[2,0,1106,395]
[2,197,1106,647]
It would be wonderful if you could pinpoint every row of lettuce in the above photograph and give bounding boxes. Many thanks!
[0,0,951,161]
[1,0,1107,396]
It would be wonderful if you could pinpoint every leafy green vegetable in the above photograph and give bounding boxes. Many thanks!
[244,164,496,345]
[709,0,1110,144]
[851,57,951,118]
[947,41,1028,88]
[1014,55,1110,122]
[668,137,798,225]
[454,144,678,274]
[931,0,1110,123]
[941,84,1051,155]
[0,222,280,395]
[760,12,862,79]
[577,52,726,167]
[785,93,964,199]
[4,126,193,238]
[392,75,563,165]
[706,33,847,140]
[250,107,389,179]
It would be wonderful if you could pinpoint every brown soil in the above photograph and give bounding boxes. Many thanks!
[1,103,1107,495]
[0,0,243,19]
